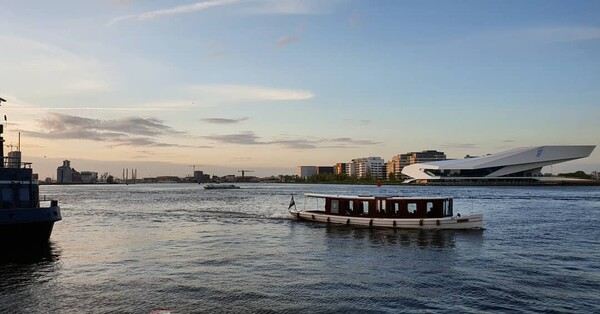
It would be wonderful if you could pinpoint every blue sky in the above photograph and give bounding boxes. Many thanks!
[1,0,599,178]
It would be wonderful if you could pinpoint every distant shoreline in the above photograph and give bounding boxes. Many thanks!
[39,180,600,186]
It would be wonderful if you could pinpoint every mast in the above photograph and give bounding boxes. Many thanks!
[0,96,5,167]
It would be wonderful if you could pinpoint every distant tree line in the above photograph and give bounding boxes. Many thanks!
[557,171,597,180]
[296,172,404,184]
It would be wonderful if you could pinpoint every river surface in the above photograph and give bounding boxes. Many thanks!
[1,184,599,313]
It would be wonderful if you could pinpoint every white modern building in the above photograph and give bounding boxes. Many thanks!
[401,145,596,184]
[348,157,386,179]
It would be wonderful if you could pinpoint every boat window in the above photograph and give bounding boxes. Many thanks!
[331,200,339,214]
[362,201,369,215]
[20,188,30,201]
[426,202,433,216]
[443,200,453,217]
[2,189,11,201]
[394,203,399,214]
[407,203,417,214]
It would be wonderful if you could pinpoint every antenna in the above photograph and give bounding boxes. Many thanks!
[0,97,6,167]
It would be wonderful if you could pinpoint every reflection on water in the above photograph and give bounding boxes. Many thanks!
[321,224,484,249]
[0,184,596,313]
[0,241,60,264]
[0,241,61,303]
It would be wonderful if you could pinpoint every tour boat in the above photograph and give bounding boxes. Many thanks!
[204,184,240,190]
[0,98,61,243]
[289,193,482,229]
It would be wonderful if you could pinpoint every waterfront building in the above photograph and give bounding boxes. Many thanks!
[349,157,385,179]
[297,166,317,179]
[194,170,205,183]
[156,176,180,183]
[401,145,596,184]
[387,150,446,179]
[345,163,357,177]
[317,166,334,175]
[80,171,98,184]
[57,160,75,183]
[334,163,347,175]
[386,156,406,179]
[57,160,99,183]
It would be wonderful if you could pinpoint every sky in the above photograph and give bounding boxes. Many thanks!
[1,0,599,179]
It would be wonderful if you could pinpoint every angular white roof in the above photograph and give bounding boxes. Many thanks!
[402,145,596,180]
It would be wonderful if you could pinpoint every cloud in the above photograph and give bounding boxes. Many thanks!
[108,0,241,25]
[188,84,314,104]
[113,138,201,148]
[244,0,340,15]
[109,0,342,25]
[204,132,264,145]
[204,131,380,149]
[23,113,189,147]
[277,35,300,47]
[271,139,318,149]
[202,117,249,124]
[111,0,132,7]
[330,137,380,146]
[0,35,110,96]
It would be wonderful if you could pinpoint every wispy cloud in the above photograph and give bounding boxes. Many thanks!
[109,0,341,25]
[108,0,241,26]
[204,132,264,145]
[23,113,191,147]
[0,35,110,96]
[202,117,249,124]
[277,35,300,47]
[188,84,314,104]
[204,131,380,149]
[11,107,185,112]
[244,0,341,15]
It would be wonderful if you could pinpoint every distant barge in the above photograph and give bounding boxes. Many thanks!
[204,184,240,190]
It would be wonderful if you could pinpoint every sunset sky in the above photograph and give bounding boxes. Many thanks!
[1,0,599,179]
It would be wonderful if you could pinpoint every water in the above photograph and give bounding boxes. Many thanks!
[1,184,599,313]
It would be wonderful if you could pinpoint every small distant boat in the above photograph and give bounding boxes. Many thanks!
[204,184,240,190]
[289,193,482,229]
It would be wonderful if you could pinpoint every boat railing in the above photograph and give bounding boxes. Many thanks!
[0,199,58,209]
[2,156,32,169]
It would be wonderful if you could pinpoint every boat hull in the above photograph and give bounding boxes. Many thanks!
[0,206,62,243]
[290,211,483,230]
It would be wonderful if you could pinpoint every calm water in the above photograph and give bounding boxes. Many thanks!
[1,184,599,313]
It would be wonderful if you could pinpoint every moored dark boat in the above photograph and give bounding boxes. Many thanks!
[0,98,61,244]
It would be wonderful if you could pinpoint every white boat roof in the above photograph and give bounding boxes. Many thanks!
[304,193,450,201]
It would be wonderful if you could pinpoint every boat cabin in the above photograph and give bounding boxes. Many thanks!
[307,194,453,219]
[0,155,40,209]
